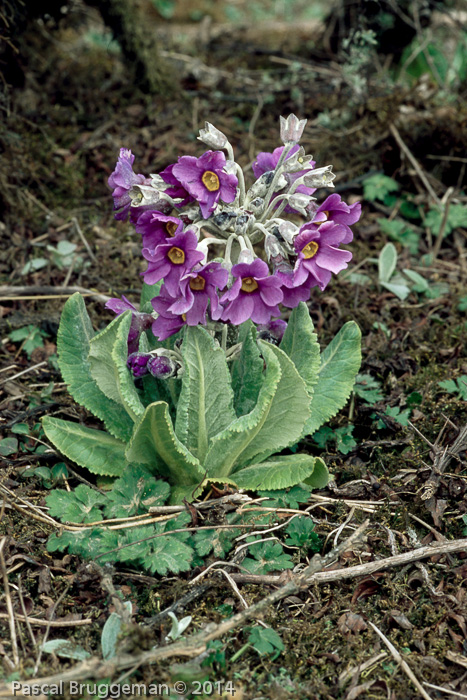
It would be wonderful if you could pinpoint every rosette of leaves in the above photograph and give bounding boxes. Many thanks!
[42,290,361,503]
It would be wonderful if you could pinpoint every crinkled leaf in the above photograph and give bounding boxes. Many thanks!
[103,465,170,519]
[111,313,145,420]
[233,454,324,491]
[42,416,127,477]
[204,343,310,478]
[46,484,107,523]
[280,302,320,397]
[175,326,236,461]
[285,516,320,551]
[142,536,194,575]
[242,540,293,574]
[126,401,204,488]
[194,528,236,558]
[57,293,133,441]
[231,322,264,417]
[303,321,361,437]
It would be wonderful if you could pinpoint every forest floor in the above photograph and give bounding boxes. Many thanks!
[0,3,467,699]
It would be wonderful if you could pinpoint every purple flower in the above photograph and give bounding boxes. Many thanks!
[257,318,288,343]
[275,269,317,308]
[308,194,361,244]
[293,222,353,291]
[108,149,147,221]
[172,151,238,219]
[142,229,204,296]
[167,261,229,325]
[159,163,194,207]
[105,295,153,353]
[136,210,184,249]
[127,352,151,377]
[151,286,188,341]
[252,145,316,214]
[147,355,177,379]
[219,258,283,325]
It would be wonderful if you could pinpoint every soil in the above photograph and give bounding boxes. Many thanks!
[0,2,467,699]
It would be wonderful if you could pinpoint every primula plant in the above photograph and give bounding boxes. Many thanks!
[42,114,362,504]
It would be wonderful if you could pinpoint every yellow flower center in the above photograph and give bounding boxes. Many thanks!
[165,221,178,236]
[182,313,187,321]
[189,275,206,291]
[167,247,185,264]
[202,170,220,192]
[317,211,329,226]
[241,277,259,293]
[302,241,319,259]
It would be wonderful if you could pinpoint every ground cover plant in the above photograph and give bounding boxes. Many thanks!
[1,1,467,698]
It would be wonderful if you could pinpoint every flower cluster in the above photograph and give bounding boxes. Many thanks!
[107,114,360,355]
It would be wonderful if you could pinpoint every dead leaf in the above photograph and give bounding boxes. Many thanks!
[338,612,368,636]
[389,610,413,630]
[351,575,384,604]
[38,567,52,594]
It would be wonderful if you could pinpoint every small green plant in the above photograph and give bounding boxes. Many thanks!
[40,601,132,661]
[313,424,356,455]
[377,242,448,301]
[353,373,384,405]
[8,325,49,358]
[363,174,399,204]
[438,376,467,401]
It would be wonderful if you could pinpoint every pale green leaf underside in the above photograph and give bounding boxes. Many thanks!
[42,416,127,476]
[303,321,362,437]
[231,322,264,417]
[233,453,323,491]
[88,312,129,405]
[111,313,145,420]
[280,302,321,397]
[56,293,133,441]
[175,326,235,461]
[303,457,330,489]
[126,401,204,486]
[204,342,310,478]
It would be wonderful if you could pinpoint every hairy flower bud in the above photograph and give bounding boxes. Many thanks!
[282,147,314,173]
[127,352,151,377]
[147,355,177,379]
[198,122,229,150]
[247,170,287,201]
[280,114,307,145]
[302,165,335,188]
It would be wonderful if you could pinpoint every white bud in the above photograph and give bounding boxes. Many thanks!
[198,122,229,150]
[303,165,335,188]
[280,114,307,145]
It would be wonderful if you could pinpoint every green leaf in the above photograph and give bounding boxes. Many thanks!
[140,534,194,575]
[42,416,127,476]
[140,280,163,308]
[353,373,384,404]
[363,174,399,203]
[381,279,410,300]
[233,454,325,491]
[175,327,236,461]
[101,604,132,660]
[242,540,293,574]
[280,302,320,397]
[126,401,205,488]
[46,484,107,523]
[248,626,284,658]
[40,640,91,661]
[378,242,397,283]
[438,376,467,401]
[57,293,133,441]
[285,516,320,550]
[204,343,310,478]
[0,437,18,456]
[257,485,311,510]
[194,528,236,558]
[103,465,170,519]
[89,312,144,421]
[304,321,361,437]
[231,322,264,417]
[303,457,329,489]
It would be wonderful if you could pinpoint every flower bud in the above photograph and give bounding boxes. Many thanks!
[247,170,287,200]
[198,122,229,150]
[278,220,300,245]
[282,147,314,173]
[302,165,335,188]
[286,192,310,216]
[280,114,307,145]
[147,355,177,379]
[127,352,151,377]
